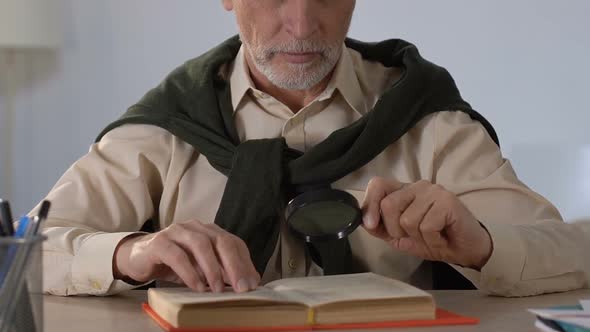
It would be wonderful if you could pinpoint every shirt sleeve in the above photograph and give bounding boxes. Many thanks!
[432,111,590,297]
[34,124,175,296]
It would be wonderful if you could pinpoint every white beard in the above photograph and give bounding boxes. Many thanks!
[242,37,341,91]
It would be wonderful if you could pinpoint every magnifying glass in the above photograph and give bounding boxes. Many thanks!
[285,187,361,274]
[285,188,362,243]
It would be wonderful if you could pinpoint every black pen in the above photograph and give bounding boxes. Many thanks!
[0,199,15,236]
[28,200,51,236]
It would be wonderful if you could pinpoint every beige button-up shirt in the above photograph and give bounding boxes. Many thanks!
[37,45,590,297]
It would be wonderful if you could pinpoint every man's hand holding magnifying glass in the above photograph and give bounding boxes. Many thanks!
[361,177,493,271]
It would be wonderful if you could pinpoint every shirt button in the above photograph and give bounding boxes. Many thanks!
[288,259,297,270]
[91,280,102,290]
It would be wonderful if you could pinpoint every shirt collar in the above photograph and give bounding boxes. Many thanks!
[229,45,367,115]
[229,46,256,112]
[324,46,368,116]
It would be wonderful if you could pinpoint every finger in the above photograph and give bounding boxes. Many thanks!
[399,198,434,242]
[222,269,231,286]
[166,274,184,285]
[192,223,257,292]
[420,201,450,254]
[390,236,436,263]
[215,236,254,292]
[155,242,205,292]
[160,267,203,286]
[172,224,225,293]
[389,237,416,254]
[397,180,436,239]
[208,222,260,285]
[361,177,406,230]
[152,266,176,282]
[395,237,416,252]
[380,189,414,239]
[362,222,392,241]
[234,239,261,287]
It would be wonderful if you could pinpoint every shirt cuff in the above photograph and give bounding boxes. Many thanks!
[70,232,149,295]
[453,221,526,295]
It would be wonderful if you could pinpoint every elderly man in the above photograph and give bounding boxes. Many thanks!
[38,0,588,297]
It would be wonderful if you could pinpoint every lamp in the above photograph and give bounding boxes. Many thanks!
[0,0,62,199]
[0,0,62,49]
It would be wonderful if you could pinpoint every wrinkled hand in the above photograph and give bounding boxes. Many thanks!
[361,177,493,270]
[113,220,260,293]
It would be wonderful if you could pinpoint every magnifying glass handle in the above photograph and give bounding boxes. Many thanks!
[309,239,353,275]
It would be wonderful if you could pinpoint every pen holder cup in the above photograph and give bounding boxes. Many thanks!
[0,235,46,332]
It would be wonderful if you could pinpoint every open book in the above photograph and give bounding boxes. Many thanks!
[145,273,477,331]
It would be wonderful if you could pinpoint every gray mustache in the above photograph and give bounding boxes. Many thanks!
[265,41,337,55]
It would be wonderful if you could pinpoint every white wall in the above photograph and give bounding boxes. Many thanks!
[1,0,589,219]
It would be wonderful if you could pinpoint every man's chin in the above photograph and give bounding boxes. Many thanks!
[259,60,334,90]
[276,52,322,65]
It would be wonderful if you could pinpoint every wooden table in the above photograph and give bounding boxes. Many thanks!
[44,289,590,332]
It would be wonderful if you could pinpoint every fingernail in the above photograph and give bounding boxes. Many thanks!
[237,278,249,293]
[249,277,259,290]
[214,280,225,293]
[363,216,375,228]
[196,282,206,293]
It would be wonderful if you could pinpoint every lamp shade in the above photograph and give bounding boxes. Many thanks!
[0,0,62,49]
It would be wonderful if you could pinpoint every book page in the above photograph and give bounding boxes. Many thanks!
[265,272,431,307]
[149,286,298,306]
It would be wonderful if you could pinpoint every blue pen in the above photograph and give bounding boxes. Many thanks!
[0,201,51,286]
[14,216,31,238]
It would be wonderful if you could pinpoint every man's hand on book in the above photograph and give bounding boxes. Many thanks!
[361,177,493,271]
[112,220,260,293]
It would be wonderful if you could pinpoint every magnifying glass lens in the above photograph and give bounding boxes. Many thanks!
[289,201,359,237]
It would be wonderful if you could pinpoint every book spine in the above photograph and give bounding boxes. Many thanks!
[307,308,315,325]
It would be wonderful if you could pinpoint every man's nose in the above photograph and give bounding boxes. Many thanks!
[284,0,320,40]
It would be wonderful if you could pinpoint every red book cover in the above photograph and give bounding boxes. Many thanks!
[142,303,478,332]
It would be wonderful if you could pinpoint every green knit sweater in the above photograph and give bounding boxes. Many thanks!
[97,35,498,275]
